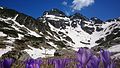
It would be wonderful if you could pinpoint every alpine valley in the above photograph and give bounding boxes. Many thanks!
[0,7,120,62]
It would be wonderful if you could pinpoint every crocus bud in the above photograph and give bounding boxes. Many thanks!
[0,58,14,68]
[100,49,115,68]
[25,58,42,68]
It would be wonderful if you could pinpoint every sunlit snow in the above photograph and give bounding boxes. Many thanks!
[0,46,14,57]
[23,45,55,59]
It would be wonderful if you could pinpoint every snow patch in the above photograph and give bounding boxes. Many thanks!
[18,34,24,40]
[90,31,103,46]
[0,7,3,9]
[0,32,7,37]
[23,45,55,59]
[47,42,58,48]
[44,15,70,21]
[0,46,14,57]
[108,44,120,52]
[27,29,41,37]
[111,53,120,59]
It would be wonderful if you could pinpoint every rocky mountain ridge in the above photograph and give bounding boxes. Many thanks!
[0,7,120,60]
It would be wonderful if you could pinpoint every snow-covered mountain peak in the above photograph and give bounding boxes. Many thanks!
[43,8,66,17]
[0,7,120,60]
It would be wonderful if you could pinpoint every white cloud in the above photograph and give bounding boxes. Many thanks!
[62,1,68,6]
[71,0,94,11]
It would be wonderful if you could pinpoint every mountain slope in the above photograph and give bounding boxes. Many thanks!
[0,7,120,60]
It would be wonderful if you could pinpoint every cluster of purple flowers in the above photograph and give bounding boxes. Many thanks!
[76,48,100,68]
[24,58,42,68]
[0,48,115,68]
[76,48,115,68]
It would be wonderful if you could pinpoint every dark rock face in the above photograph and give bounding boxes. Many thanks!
[0,7,40,32]
[80,21,95,34]
[46,20,66,29]
[43,8,66,17]
[106,18,120,22]
[0,8,18,19]
[90,17,104,32]
[90,17,103,24]
[70,13,89,21]
[38,9,68,29]
[38,9,106,35]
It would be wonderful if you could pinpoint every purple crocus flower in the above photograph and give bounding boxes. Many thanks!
[48,58,71,68]
[0,58,14,68]
[100,49,115,68]
[25,58,42,68]
[76,48,93,68]
[87,55,100,68]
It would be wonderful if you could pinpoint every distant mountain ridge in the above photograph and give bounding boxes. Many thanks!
[0,7,120,60]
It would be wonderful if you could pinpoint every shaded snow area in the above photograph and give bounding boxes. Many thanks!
[23,45,55,59]
[111,53,120,59]
[108,44,120,52]
[0,46,14,57]
[108,44,120,59]
[90,31,103,46]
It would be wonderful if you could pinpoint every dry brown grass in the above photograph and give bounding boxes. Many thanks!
[10,55,77,68]
[5,51,120,68]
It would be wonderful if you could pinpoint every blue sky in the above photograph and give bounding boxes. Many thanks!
[0,0,120,20]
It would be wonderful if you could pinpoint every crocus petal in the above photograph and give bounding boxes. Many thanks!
[100,49,115,68]
[34,59,42,68]
[87,55,100,68]
[100,50,110,63]
[77,48,93,67]
[3,58,14,68]
[25,58,42,68]
[100,50,109,67]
